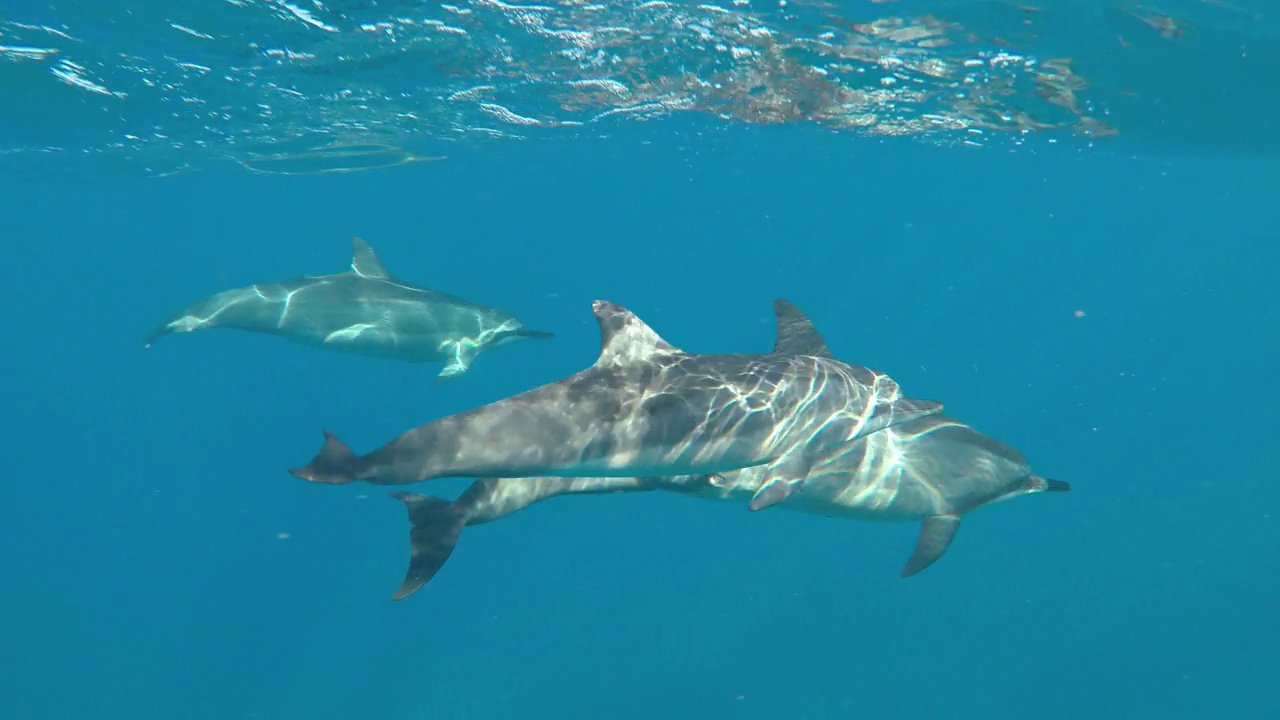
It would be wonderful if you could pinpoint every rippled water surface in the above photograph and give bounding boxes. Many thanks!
[4,0,1276,175]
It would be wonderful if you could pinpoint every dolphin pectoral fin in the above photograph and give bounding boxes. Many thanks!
[748,478,796,511]
[436,341,479,381]
[748,452,815,511]
[514,329,556,340]
[901,514,962,577]
[388,492,467,601]
[288,430,364,485]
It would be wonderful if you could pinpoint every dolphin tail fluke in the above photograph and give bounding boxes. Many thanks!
[901,514,961,577]
[288,430,364,485]
[388,492,467,601]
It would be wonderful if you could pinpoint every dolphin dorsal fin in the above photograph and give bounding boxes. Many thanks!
[350,236,393,280]
[771,298,834,358]
[591,300,680,367]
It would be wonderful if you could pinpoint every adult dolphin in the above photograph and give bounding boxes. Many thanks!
[289,299,944,511]
[145,236,554,380]
[380,301,1069,600]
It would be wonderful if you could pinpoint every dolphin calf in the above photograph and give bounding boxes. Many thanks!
[145,236,554,381]
[289,299,944,511]
[379,302,1068,600]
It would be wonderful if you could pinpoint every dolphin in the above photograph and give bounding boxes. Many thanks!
[289,299,945,511]
[379,302,1069,600]
[385,416,1068,600]
[145,236,554,381]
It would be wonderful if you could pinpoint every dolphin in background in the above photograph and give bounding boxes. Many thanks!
[145,236,554,381]
[289,299,945,511]
[378,302,1069,600]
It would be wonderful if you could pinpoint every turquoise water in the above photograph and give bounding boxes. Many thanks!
[3,1,1278,718]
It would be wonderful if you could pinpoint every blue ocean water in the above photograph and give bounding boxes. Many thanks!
[3,1,1278,718]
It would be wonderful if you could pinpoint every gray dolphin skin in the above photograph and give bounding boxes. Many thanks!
[379,302,1069,601]
[145,236,555,381]
[289,299,945,511]
[385,416,1068,600]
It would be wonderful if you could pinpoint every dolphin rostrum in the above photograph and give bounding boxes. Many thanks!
[379,301,1068,600]
[289,299,944,511]
[145,236,554,380]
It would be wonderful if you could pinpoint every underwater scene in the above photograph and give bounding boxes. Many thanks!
[2,0,1278,718]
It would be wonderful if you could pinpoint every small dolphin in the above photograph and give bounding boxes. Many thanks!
[379,302,1068,600]
[145,236,554,380]
[289,299,944,511]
